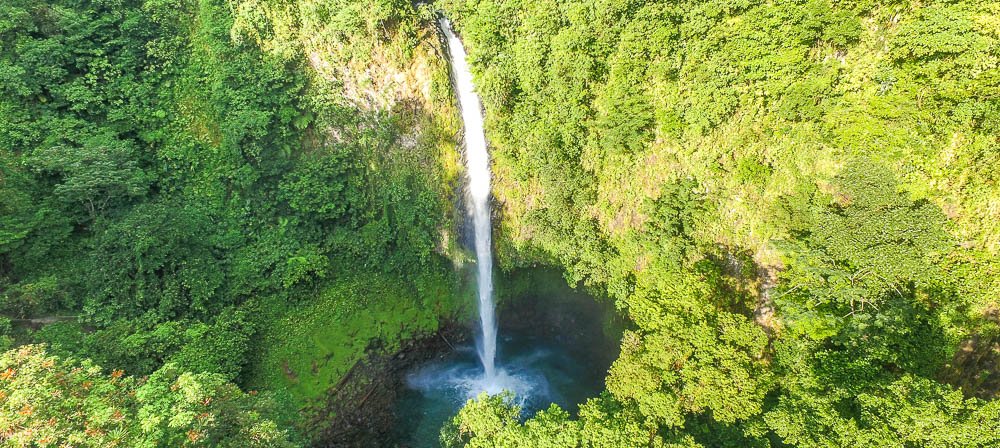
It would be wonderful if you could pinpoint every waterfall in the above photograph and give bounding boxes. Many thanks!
[440,19,498,381]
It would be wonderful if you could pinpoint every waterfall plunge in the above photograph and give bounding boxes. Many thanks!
[440,19,499,384]
[398,24,602,438]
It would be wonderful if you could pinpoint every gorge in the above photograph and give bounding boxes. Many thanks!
[0,1,998,447]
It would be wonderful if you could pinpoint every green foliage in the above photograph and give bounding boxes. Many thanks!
[246,268,463,410]
[0,345,296,447]
[0,345,139,447]
[0,275,67,318]
[778,159,952,317]
[278,152,358,221]
[853,375,1000,447]
[607,313,770,427]
[1,0,463,444]
[136,363,296,448]
[442,392,704,448]
[734,157,773,186]
[28,134,149,221]
[810,160,949,293]
[0,317,13,353]
[83,201,225,323]
[765,338,1000,447]
[168,308,254,381]
[441,0,1000,446]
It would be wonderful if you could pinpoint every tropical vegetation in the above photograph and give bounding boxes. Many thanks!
[1,0,998,447]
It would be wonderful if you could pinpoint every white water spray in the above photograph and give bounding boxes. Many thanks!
[440,19,498,382]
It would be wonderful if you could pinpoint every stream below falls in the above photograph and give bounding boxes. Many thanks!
[390,278,620,447]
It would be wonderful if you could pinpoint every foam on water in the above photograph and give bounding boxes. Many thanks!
[404,347,555,407]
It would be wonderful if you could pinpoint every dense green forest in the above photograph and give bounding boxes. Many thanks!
[1,0,466,445]
[437,0,1000,446]
[1,0,999,447]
